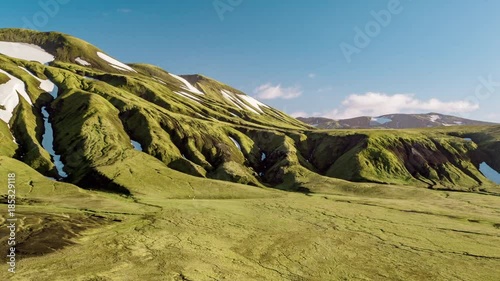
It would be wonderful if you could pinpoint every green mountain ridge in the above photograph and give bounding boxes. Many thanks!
[1,28,500,281]
[0,28,499,201]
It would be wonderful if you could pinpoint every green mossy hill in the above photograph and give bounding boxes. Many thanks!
[0,71,9,84]
[183,74,310,130]
[0,28,135,73]
[445,126,500,173]
[0,29,499,198]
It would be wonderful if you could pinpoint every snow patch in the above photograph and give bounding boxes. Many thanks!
[96,52,137,72]
[75,57,91,66]
[0,42,54,64]
[41,105,68,179]
[174,91,201,104]
[429,115,441,122]
[48,79,59,99]
[221,90,265,115]
[479,162,500,184]
[221,90,243,110]
[238,94,268,113]
[131,140,143,151]
[169,73,204,95]
[0,69,33,124]
[18,67,55,92]
[454,121,463,125]
[225,94,260,114]
[228,136,241,151]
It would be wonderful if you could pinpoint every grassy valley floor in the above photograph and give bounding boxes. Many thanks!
[1,185,499,281]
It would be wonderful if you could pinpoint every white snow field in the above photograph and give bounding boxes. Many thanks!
[221,90,243,110]
[238,94,268,113]
[75,57,91,66]
[220,90,263,114]
[0,69,33,124]
[429,115,441,122]
[96,52,137,72]
[234,96,260,114]
[19,66,55,92]
[169,73,205,95]
[0,42,54,64]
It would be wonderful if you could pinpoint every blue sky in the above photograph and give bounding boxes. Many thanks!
[1,0,500,121]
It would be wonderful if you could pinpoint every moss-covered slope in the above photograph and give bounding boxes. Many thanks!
[1,29,499,198]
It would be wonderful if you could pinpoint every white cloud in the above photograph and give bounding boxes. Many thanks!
[308,73,316,79]
[301,92,479,119]
[254,83,302,100]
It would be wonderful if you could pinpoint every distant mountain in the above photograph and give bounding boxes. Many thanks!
[0,28,499,196]
[298,113,497,129]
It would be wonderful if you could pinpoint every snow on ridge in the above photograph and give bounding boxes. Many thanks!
[41,105,68,178]
[221,90,243,110]
[236,100,259,114]
[18,66,55,93]
[228,136,241,151]
[429,114,441,122]
[237,94,268,113]
[168,73,204,95]
[96,52,137,73]
[174,91,202,104]
[0,69,33,124]
[0,41,54,64]
[220,90,259,114]
[75,57,91,66]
